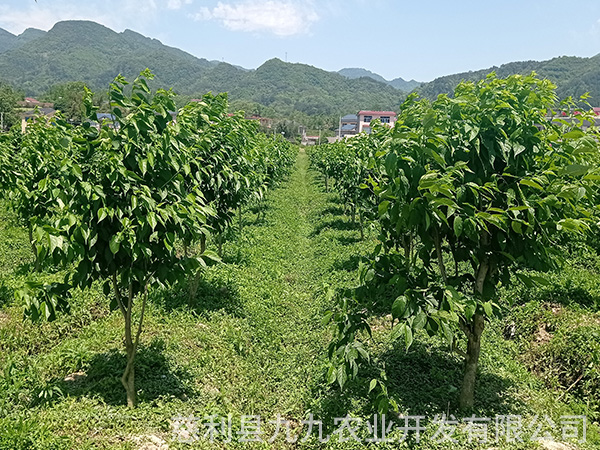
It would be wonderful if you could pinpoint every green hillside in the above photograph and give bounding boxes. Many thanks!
[419,54,600,102]
[0,20,404,117]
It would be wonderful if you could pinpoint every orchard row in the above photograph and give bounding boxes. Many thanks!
[0,70,296,406]
[311,73,600,410]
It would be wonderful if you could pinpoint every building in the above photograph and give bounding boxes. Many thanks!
[339,114,358,137]
[248,115,273,129]
[357,110,397,133]
[20,108,56,133]
[301,135,321,146]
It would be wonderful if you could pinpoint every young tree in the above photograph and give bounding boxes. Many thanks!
[0,82,20,131]
[43,81,88,123]
[326,73,596,409]
[25,71,214,407]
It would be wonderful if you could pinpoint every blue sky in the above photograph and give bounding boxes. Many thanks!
[1,0,600,82]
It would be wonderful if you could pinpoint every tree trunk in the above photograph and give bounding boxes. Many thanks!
[113,277,148,408]
[459,313,485,409]
[122,332,136,408]
[458,256,489,409]
[358,211,364,240]
[325,175,328,192]
[434,228,447,283]
[200,235,206,255]
[238,206,243,233]
[351,204,356,224]
[28,224,40,272]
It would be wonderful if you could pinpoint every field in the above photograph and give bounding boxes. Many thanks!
[0,148,597,449]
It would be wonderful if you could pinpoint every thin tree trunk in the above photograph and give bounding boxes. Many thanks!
[238,206,243,233]
[200,235,206,254]
[458,255,489,409]
[358,211,364,240]
[122,325,136,407]
[28,224,40,272]
[325,175,328,192]
[351,204,356,224]
[434,228,447,284]
[113,276,148,408]
[458,313,485,409]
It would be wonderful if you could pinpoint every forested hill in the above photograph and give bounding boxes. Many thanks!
[337,67,422,92]
[418,54,600,102]
[0,20,404,116]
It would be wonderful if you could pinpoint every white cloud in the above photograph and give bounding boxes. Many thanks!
[192,0,319,37]
[167,0,193,10]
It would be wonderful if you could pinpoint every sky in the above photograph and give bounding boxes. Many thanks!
[1,0,600,82]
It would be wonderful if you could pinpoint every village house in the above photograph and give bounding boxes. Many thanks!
[357,110,397,133]
[339,114,358,137]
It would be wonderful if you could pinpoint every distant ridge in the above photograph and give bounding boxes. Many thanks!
[417,54,600,102]
[338,67,421,92]
[0,20,405,117]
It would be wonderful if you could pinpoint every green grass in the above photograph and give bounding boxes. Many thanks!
[0,149,598,449]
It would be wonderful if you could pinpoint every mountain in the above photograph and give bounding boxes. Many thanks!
[0,29,17,54]
[0,20,404,117]
[387,77,421,92]
[0,21,217,95]
[0,27,47,54]
[338,67,421,92]
[15,28,47,46]
[338,68,388,84]
[418,54,600,102]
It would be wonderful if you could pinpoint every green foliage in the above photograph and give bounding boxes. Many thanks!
[0,70,296,407]
[42,81,88,123]
[314,73,599,408]
[0,82,19,131]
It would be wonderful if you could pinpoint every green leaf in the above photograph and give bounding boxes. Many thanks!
[405,326,414,349]
[369,378,378,393]
[483,302,493,317]
[511,220,523,234]
[109,235,120,254]
[147,211,157,231]
[392,296,407,319]
[378,201,390,216]
[97,208,107,223]
[453,216,463,237]
[563,164,589,177]
[520,179,543,190]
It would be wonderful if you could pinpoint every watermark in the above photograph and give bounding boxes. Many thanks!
[170,413,587,444]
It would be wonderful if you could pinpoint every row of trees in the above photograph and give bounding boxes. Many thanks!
[0,70,296,407]
[311,73,599,409]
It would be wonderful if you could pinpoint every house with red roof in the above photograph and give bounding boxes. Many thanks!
[357,110,397,133]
